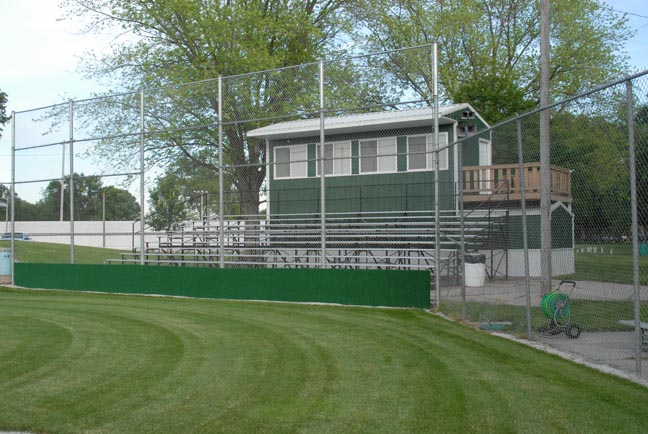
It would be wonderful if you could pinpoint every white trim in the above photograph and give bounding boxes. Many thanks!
[478,137,492,166]
[551,201,575,217]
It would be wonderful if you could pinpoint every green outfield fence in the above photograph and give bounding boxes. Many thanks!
[14,263,430,308]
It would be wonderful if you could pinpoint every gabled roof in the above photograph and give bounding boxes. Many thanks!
[247,103,485,140]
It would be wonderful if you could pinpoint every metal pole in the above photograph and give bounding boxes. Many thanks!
[199,192,204,222]
[458,137,466,320]
[206,192,210,223]
[433,43,441,308]
[626,79,642,377]
[539,0,552,294]
[517,118,533,339]
[218,76,225,268]
[319,59,327,269]
[102,190,106,248]
[265,138,271,221]
[10,111,15,285]
[139,90,145,266]
[69,101,75,264]
[60,142,65,222]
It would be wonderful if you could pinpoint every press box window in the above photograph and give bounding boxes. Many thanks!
[274,145,308,179]
[360,138,396,173]
[407,133,449,171]
[316,142,352,176]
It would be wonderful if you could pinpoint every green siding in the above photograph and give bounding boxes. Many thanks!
[271,170,456,215]
[269,124,459,216]
[461,135,481,166]
[507,215,540,249]
[551,207,574,248]
[14,263,430,309]
[267,108,494,217]
[507,208,573,249]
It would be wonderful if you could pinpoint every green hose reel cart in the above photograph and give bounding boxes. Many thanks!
[540,280,581,339]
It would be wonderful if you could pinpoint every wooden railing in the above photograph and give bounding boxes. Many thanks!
[463,163,572,203]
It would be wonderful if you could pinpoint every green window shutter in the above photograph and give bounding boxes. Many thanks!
[351,140,359,174]
[397,136,407,172]
[308,144,316,177]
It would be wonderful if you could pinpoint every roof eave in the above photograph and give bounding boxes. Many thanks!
[248,116,457,141]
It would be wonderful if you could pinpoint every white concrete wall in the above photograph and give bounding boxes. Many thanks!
[505,248,575,277]
[6,221,163,250]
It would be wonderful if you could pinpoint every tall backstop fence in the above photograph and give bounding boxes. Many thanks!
[2,43,648,381]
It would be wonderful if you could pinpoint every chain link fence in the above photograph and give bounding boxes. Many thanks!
[3,44,647,381]
[440,73,648,382]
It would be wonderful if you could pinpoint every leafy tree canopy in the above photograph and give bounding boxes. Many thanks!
[352,0,632,123]
[63,0,352,216]
[146,172,191,231]
[38,175,141,221]
[0,90,9,139]
[1,176,141,222]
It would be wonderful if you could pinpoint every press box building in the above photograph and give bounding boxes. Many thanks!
[246,103,574,277]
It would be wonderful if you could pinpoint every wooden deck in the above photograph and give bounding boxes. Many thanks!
[463,163,572,204]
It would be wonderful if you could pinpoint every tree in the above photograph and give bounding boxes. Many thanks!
[63,0,351,217]
[102,186,142,220]
[164,155,241,218]
[0,184,41,221]
[38,175,140,221]
[146,173,190,231]
[0,90,9,139]
[353,0,632,123]
[635,102,648,232]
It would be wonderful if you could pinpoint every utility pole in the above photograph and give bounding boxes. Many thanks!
[540,0,552,294]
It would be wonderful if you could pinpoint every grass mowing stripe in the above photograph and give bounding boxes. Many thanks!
[0,315,73,386]
[1,287,648,434]
[0,308,187,432]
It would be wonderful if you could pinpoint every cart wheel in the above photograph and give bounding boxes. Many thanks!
[566,324,581,339]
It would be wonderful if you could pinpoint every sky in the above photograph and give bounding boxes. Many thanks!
[1,0,648,203]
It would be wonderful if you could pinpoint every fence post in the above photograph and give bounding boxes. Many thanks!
[218,75,225,269]
[60,142,65,222]
[319,59,327,269]
[432,43,441,308]
[517,118,532,339]
[10,111,15,285]
[539,0,552,294]
[139,90,146,266]
[626,79,642,377]
[69,100,75,264]
[457,137,466,320]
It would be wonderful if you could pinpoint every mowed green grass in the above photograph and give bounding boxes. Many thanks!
[1,288,647,434]
[0,240,123,264]
[567,243,648,285]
